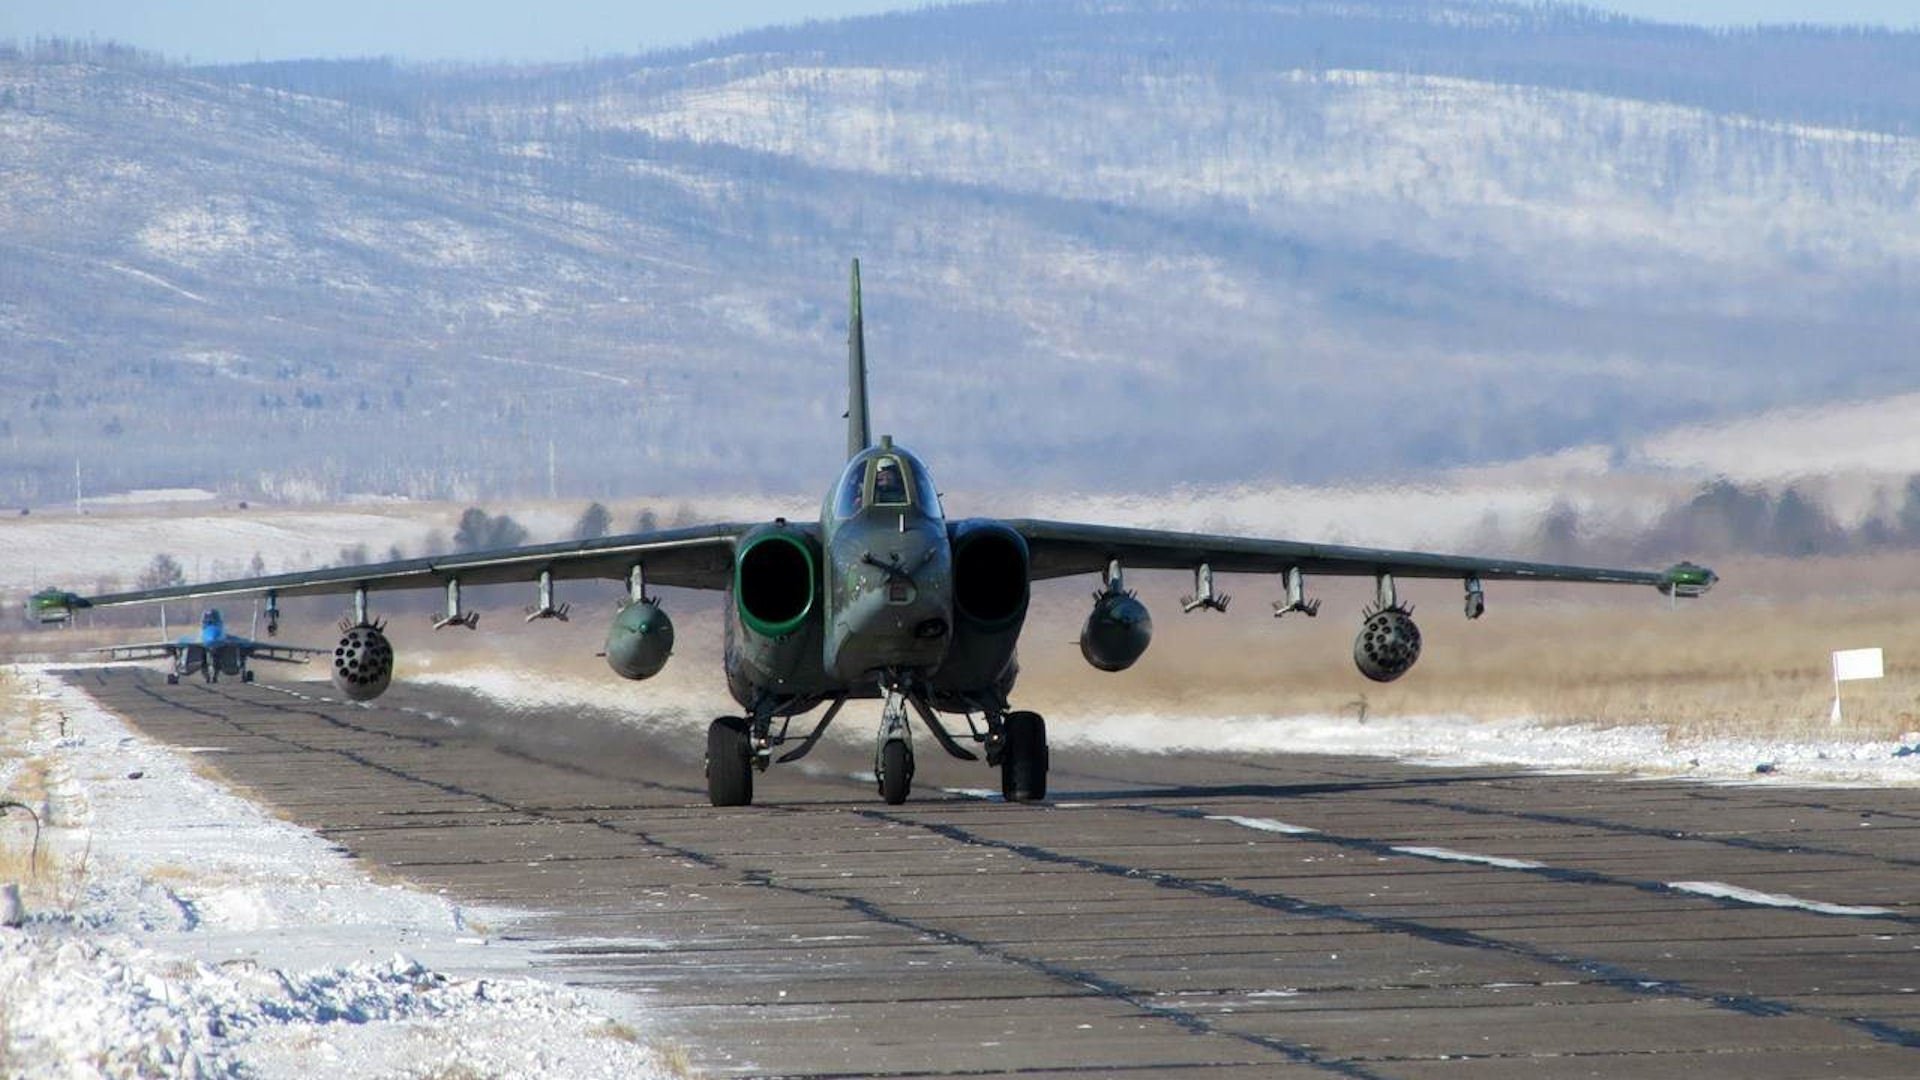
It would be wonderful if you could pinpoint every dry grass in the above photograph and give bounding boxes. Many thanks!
[588,1019,642,1043]
[652,1041,698,1079]
[416,1065,495,1080]
[141,863,202,884]
[1013,553,1920,741]
[0,842,45,890]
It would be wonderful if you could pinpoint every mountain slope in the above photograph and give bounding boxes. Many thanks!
[1,2,1917,504]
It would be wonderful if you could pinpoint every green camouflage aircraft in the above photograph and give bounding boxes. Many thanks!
[30,261,1717,807]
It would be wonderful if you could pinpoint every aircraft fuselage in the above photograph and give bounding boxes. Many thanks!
[721,439,1020,716]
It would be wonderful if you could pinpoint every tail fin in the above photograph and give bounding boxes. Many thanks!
[846,258,871,461]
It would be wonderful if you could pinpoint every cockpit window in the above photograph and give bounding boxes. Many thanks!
[203,610,221,625]
[911,463,942,517]
[831,449,944,521]
[872,457,909,507]
[835,459,868,517]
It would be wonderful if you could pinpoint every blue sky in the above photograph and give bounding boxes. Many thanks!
[2,2,1913,65]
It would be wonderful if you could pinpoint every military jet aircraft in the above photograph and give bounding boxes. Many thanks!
[29,261,1716,806]
[86,607,325,684]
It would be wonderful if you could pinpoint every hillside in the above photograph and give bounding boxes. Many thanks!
[2,1,1917,505]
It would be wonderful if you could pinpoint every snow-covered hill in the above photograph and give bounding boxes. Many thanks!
[3,2,1918,505]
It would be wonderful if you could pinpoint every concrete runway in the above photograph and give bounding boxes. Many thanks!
[61,667,1920,1078]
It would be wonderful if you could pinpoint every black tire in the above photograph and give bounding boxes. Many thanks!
[1000,711,1048,802]
[165,673,179,685]
[242,670,256,684]
[879,739,912,805]
[706,717,754,807]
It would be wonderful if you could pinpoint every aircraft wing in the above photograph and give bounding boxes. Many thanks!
[1007,519,1716,596]
[88,642,186,662]
[32,523,761,616]
[229,639,327,664]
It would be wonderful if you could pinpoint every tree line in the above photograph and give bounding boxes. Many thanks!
[1536,476,1920,562]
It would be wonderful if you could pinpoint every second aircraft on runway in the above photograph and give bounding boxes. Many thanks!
[87,607,325,685]
[32,261,1717,807]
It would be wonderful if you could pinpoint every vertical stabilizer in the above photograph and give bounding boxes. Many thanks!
[847,258,871,461]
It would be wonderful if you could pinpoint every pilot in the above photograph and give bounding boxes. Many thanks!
[874,460,906,503]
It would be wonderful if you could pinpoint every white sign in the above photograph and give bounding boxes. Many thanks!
[1830,647,1885,724]
[1833,648,1884,683]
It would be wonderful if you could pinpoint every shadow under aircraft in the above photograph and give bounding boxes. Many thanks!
[32,261,1716,807]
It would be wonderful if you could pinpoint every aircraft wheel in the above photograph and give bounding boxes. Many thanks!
[1000,711,1048,803]
[705,717,754,807]
[878,739,912,805]
[165,673,179,685]
[242,670,255,684]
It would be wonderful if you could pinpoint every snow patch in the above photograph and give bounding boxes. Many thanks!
[1205,815,1320,835]
[0,668,683,1078]
[1053,711,1920,789]
[424,665,1920,789]
[942,788,1002,801]
[1389,845,1546,871]
[1667,880,1894,917]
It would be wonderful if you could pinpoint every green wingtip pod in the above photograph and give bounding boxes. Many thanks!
[26,589,86,624]
[1658,562,1718,599]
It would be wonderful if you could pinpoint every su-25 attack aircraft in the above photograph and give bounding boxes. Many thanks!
[31,261,1717,806]
[87,607,325,684]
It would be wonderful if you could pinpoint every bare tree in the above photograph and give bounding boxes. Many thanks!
[573,501,612,540]
[136,553,186,591]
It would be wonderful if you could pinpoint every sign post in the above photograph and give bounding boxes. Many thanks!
[1830,647,1884,724]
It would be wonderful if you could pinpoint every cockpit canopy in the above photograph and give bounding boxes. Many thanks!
[202,609,222,627]
[833,444,942,521]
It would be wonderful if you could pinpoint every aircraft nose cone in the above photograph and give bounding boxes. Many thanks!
[827,525,954,680]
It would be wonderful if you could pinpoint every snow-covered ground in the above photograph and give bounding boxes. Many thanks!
[0,667,685,1080]
[427,667,1920,789]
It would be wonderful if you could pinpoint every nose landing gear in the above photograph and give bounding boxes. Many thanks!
[875,686,915,805]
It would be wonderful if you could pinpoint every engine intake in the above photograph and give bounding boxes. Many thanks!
[605,600,674,681]
[952,522,1029,630]
[734,525,818,639]
[1081,589,1153,672]
[1354,605,1421,683]
[332,622,394,701]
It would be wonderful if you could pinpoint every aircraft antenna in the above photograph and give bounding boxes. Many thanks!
[847,258,871,461]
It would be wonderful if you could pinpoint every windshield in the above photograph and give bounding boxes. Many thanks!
[831,447,943,520]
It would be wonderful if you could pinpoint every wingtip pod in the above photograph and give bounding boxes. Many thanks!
[1657,561,1718,599]
[27,589,87,624]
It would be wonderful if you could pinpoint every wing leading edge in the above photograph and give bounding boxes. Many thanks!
[38,523,761,614]
[1010,519,1715,595]
[226,639,328,664]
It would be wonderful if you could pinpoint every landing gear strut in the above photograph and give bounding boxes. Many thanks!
[875,686,914,805]
[703,682,1048,807]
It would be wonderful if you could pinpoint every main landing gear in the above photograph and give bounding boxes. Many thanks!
[998,711,1048,803]
[706,716,754,808]
[702,680,1049,808]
